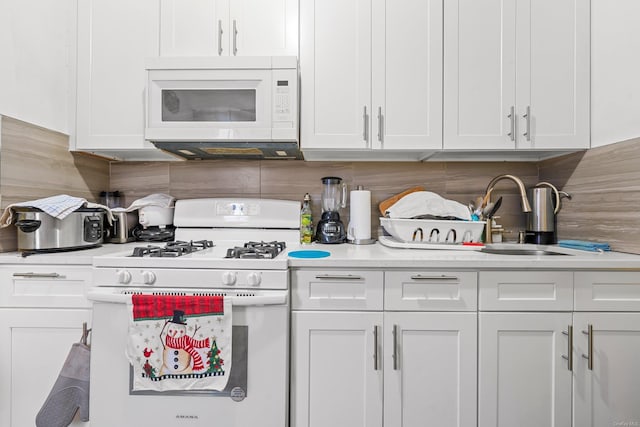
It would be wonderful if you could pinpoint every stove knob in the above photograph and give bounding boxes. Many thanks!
[117,270,132,284]
[141,271,156,285]
[247,272,262,286]
[222,271,237,286]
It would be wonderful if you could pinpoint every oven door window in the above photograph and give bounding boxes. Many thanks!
[162,90,257,122]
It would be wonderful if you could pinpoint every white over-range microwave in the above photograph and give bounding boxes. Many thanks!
[144,56,299,159]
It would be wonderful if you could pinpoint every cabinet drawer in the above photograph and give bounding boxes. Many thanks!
[575,271,640,311]
[479,271,573,311]
[291,269,383,310]
[0,266,92,308]
[385,271,477,311]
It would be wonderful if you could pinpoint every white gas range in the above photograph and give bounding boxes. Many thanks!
[88,198,300,427]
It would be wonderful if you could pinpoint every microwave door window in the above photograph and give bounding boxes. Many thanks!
[162,89,257,122]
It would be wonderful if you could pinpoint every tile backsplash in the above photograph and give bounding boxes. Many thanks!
[2,115,640,254]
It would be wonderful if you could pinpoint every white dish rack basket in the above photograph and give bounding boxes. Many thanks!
[380,217,485,244]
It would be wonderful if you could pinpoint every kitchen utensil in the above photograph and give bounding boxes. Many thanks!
[106,211,138,243]
[485,196,503,219]
[316,177,347,244]
[14,207,105,253]
[525,182,568,244]
[138,205,174,228]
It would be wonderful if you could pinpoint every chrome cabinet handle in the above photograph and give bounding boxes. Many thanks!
[523,105,531,141]
[582,324,593,370]
[392,324,399,370]
[373,325,380,370]
[314,274,363,280]
[13,272,62,278]
[410,274,459,281]
[507,106,515,141]
[377,106,383,144]
[218,19,223,55]
[562,325,573,371]
[363,106,369,143]
[232,19,238,56]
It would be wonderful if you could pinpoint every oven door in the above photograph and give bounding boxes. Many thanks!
[88,288,289,427]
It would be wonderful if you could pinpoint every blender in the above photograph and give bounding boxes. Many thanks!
[316,176,347,243]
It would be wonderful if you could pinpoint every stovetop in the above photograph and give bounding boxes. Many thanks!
[93,239,291,270]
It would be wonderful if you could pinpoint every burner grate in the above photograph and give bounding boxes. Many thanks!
[225,241,286,259]
[130,240,214,258]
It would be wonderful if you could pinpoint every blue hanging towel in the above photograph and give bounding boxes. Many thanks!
[558,240,611,252]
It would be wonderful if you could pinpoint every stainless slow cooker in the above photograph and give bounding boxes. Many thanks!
[14,207,105,253]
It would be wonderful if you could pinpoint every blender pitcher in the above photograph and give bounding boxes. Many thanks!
[316,177,347,243]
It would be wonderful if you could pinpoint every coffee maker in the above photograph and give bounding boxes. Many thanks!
[316,176,347,244]
[525,182,571,244]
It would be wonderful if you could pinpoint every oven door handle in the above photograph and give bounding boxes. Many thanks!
[87,289,288,306]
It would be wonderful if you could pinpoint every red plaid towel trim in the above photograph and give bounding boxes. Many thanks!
[132,294,224,321]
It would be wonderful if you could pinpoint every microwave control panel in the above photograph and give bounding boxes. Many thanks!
[272,69,297,127]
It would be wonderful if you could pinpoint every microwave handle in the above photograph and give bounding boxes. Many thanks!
[218,19,224,55]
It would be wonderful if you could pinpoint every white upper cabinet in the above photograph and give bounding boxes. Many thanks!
[160,0,298,57]
[300,0,372,151]
[300,0,442,156]
[75,0,174,159]
[444,0,590,151]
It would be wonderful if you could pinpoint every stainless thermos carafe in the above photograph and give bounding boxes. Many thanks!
[525,182,562,245]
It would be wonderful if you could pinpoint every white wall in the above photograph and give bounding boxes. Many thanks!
[0,0,76,134]
[591,0,640,147]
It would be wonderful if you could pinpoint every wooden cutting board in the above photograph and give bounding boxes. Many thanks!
[378,186,425,216]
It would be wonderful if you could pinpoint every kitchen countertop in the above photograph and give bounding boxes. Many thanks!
[285,242,640,270]
[0,241,639,270]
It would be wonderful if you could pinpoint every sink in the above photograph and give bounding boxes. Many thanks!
[480,245,573,256]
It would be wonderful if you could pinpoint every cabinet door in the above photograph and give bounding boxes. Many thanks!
[0,309,91,427]
[76,0,161,152]
[371,0,442,150]
[573,313,640,427]
[300,0,372,150]
[384,312,477,427]
[160,0,229,56]
[478,312,572,427]
[230,0,298,56]
[443,0,517,150]
[291,311,383,427]
[515,0,590,149]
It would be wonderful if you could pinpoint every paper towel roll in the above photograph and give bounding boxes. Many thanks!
[348,189,371,241]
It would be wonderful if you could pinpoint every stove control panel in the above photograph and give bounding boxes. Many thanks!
[96,268,288,290]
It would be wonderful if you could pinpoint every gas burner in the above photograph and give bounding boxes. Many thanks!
[130,240,214,258]
[225,241,286,259]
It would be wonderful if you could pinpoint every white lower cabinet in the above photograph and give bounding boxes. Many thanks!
[572,313,640,427]
[573,271,640,427]
[291,269,477,427]
[383,312,476,427]
[0,309,92,427]
[0,265,92,427]
[291,311,383,427]
[478,312,573,427]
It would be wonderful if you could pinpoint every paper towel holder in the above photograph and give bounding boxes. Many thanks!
[347,185,377,245]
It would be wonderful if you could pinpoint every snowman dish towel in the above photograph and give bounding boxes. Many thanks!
[126,294,232,392]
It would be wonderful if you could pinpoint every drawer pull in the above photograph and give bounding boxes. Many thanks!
[314,274,363,280]
[410,275,459,281]
[13,272,63,278]
[561,325,573,371]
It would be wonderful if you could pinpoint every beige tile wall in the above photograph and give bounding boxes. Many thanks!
[0,116,110,251]
[539,137,640,254]
[110,159,540,242]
